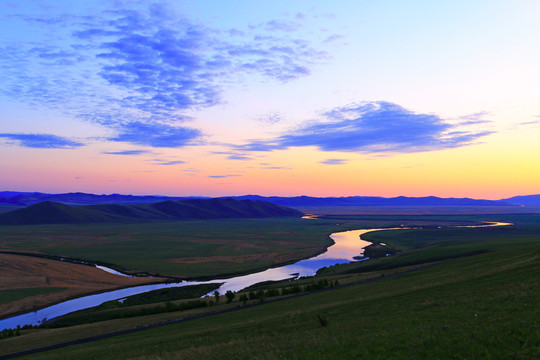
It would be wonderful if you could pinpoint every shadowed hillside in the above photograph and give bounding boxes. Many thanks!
[0,198,303,225]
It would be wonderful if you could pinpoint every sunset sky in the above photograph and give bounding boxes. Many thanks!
[1,0,539,199]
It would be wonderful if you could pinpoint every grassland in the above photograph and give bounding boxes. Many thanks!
[0,218,537,359]
[0,215,457,279]
[0,211,537,358]
[0,253,166,318]
[0,287,67,305]
[0,216,391,319]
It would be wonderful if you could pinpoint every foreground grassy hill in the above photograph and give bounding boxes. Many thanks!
[0,198,303,225]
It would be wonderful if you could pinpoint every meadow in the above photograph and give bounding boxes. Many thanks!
[0,211,536,359]
[0,210,538,358]
[0,214,466,280]
[0,215,396,319]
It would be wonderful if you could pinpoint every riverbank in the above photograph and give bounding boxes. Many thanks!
[1,218,513,329]
[0,253,168,320]
[0,227,373,330]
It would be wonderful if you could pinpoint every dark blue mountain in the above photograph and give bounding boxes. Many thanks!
[501,194,540,206]
[0,192,204,206]
[231,195,511,207]
[0,191,516,208]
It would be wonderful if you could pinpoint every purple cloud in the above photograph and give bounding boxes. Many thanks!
[234,101,493,154]
[108,122,202,148]
[102,150,150,155]
[319,159,348,165]
[208,174,241,179]
[153,160,185,166]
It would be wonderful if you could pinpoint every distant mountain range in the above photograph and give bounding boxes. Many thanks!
[501,194,540,206]
[1,191,540,209]
[233,195,512,207]
[0,198,303,225]
[0,191,196,206]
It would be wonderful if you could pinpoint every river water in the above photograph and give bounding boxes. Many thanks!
[0,228,377,330]
[0,222,511,330]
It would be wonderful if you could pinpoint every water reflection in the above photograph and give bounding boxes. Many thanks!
[0,228,377,329]
[95,265,135,277]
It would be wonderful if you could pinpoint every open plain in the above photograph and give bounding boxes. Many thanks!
[0,209,538,359]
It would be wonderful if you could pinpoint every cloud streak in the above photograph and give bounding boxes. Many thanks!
[0,133,83,149]
[102,150,150,155]
[153,160,185,166]
[208,174,241,179]
[319,159,348,165]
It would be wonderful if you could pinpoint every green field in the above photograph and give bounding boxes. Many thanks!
[0,215,474,279]
[0,287,67,305]
[4,220,537,359]
[0,212,539,358]
[0,218,341,278]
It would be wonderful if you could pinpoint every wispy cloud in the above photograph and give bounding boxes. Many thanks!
[208,174,242,179]
[519,120,540,126]
[319,158,347,165]
[323,34,344,43]
[102,150,150,155]
[235,101,493,154]
[108,122,202,148]
[212,151,252,161]
[208,174,241,179]
[263,166,293,170]
[227,154,252,160]
[0,133,83,149]
[153,160,185,166]
[1,3,328,148]
[256,112,283,125]
[264,20,300,32]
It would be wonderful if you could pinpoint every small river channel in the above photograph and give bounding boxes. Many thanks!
[0,222,511,330]
[0,228,380,330]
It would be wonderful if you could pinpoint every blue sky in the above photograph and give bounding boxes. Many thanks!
[1,1,539,198]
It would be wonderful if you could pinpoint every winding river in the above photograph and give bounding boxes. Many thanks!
[0,222,511,330]
[0,228,379,330]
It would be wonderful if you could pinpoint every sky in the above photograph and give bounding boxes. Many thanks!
[1,0,539,199]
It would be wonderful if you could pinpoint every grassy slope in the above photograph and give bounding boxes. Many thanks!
[12,234,539,359]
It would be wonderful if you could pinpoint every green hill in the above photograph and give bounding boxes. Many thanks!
[0,198,303,225]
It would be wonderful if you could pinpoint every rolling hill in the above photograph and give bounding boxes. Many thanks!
[0,198,303,225]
